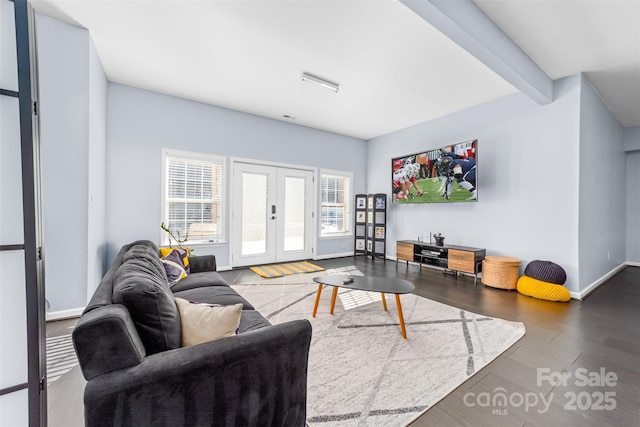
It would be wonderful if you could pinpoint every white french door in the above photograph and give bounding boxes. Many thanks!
[232,162,314,267]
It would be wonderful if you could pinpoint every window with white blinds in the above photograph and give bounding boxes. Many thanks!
[162,150,225,245]
[320,170,352,237]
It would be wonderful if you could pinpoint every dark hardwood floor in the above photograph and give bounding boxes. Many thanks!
[46,257,640,426]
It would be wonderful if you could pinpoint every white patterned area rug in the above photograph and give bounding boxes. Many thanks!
[233,266,525,427]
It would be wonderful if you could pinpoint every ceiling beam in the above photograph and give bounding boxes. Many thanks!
[400,0,554,105]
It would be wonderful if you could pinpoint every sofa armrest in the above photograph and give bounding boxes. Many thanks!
[73,305,146,380]
[84,319,312,427]
[188,254,217,273]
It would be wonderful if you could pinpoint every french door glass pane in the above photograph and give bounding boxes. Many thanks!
[0,97,24,245]
[283,176,305,252]
[0,0,18,91]
[0,250,28,389]
[241,172,267,256]
[0,389,28,427]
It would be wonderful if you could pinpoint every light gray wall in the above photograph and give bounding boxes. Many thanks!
[37,14,89,312]
[87,37,108,297]
[105,83,366,266]
[578,75,626,286]
[37,14,108,313]
[625,127,640,262]
[367,76,584,293]
[624,126,640,151]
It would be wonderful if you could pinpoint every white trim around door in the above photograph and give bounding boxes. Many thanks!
[230,158,317,267]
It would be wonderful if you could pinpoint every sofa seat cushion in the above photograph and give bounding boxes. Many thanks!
[170,271,230,293]
[173,286,255,311]
[113,257,182,354]
[238,310,272,334]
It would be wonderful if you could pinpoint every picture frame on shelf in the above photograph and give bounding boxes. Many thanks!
[367,212,373,223]
[356,197,366,209]
[375,196,385,209]
[368,196,374,209]
[356,211,366,223]
[356,239,365,250]
[375,212,385,223]
[375,227,385,239]
[367,240,373,251]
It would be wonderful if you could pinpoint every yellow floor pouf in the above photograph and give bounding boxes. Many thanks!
[517,276,571,302]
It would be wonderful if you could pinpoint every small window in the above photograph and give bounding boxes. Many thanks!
[162,150,225,245]
[320,170,352,237]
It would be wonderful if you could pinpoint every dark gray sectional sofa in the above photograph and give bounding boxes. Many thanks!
[72,240,312,427]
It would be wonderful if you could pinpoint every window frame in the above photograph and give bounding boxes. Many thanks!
[161,149,226,246]
[319,169,353,238]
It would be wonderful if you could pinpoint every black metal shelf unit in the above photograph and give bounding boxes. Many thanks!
[366,193,386,260]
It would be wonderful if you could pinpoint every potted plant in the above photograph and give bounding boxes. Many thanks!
[161,222,188,250]
[160,223,192,273]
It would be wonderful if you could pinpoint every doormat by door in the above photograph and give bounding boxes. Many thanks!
[250,261,325,278]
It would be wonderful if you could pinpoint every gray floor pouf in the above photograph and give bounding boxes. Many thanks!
[524,260,566,285]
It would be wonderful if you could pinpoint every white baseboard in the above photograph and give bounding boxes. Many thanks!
[568,291,582,301]
[47,307,84,322]
[314,252,355,260]
[571,262,628,301]
[228,254,354,269]
[626,261,640,267]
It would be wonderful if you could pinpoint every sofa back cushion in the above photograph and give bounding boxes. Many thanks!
[113,247,181,354]
[122,242,168,281]
[84,240,154,314]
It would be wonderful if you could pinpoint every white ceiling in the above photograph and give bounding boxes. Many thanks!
[474,0,640,129]
[31,0,640,140]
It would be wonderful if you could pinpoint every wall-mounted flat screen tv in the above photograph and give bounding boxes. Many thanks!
[392,139,477,204]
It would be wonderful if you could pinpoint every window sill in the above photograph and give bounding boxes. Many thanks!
[319,233,353,240]
[161,240,226,248]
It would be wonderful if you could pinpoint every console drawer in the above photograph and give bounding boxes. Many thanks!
[396,242,414,262]
[447,249,475,273]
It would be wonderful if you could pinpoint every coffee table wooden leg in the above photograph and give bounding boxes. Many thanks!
[395,294,407,339]
[329,286,339,314]
[312,284,323,317]
[381,292,387,311]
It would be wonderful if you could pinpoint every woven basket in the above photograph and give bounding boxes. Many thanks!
[481,256,521,290]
